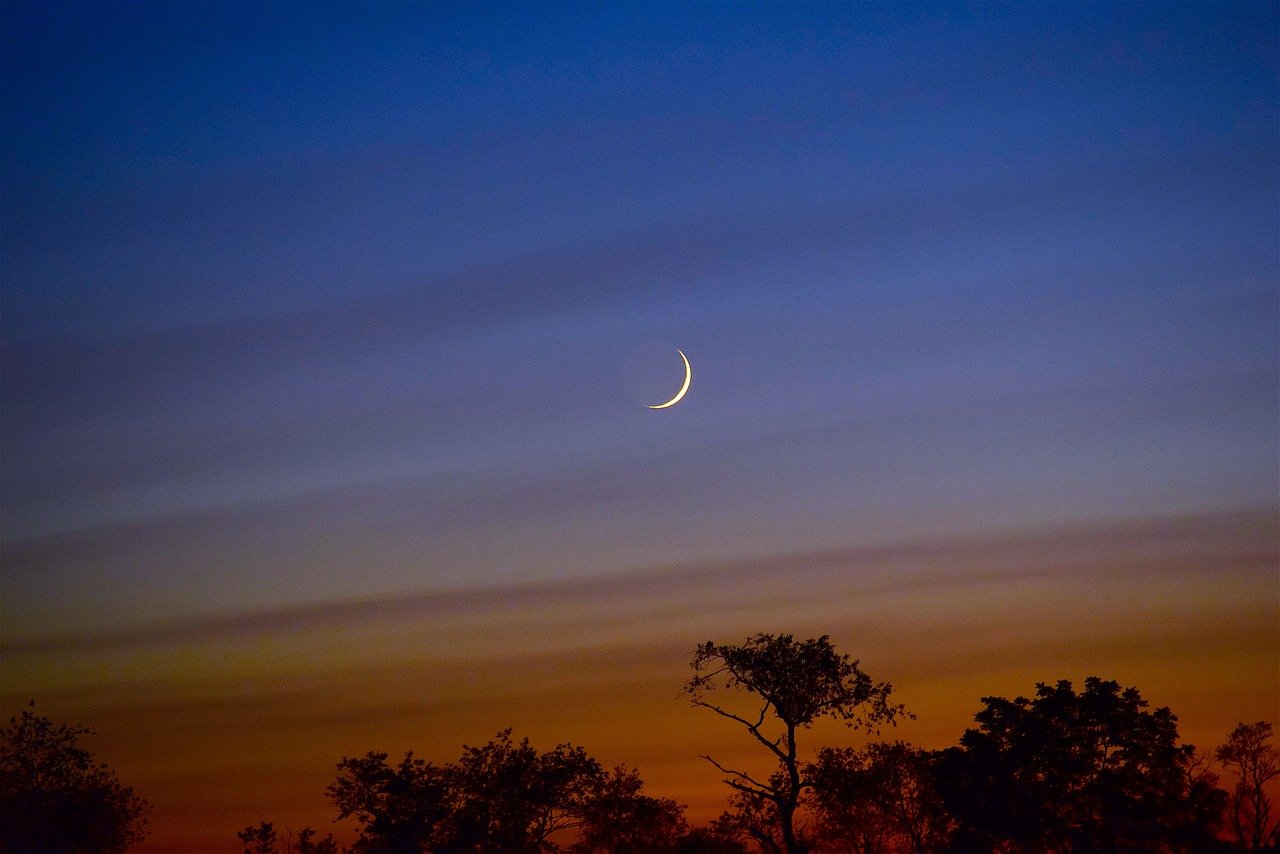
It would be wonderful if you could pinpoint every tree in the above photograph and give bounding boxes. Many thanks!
[684,634,906,854]
[293,827,340,854]
[935,677,1224,852]
[710,769,790,854]
[0,702,149,853]
[1216,721,1280,849]
[238,820,279,854]
[569,765,689,853]
[328,750,453,852]
[806,748,891,854]
[444,728,604,851]
[236,821,339,854]
[806,742,948,853]
[328,730,610,852]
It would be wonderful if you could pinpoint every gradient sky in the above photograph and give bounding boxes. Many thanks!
[2,3,1277,850]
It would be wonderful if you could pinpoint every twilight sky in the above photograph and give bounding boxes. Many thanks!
[2,3,1277,850]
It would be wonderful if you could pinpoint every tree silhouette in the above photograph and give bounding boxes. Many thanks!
[1216,721,1280,849]
[684,634,906,854]
[568,765,689,853]
[710,768,794,854]
[805,748,890,853]
[328,750,452,852]
[293,827,341,854]
[237,821,339,854]
[806,741,949,853]
[0,702,149,854]
[443,728,603,851]
[329,729,681,852]
[935,677,1225,852]
[238,820,278,854]
[226,648,1266,853]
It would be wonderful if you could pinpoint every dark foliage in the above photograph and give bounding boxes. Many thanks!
[238,820,339,854]
[806,741,949,853]
[326,729,695,853]
[239,820,279,854]
[934,677,1225,853]
[329,750,453,853]
[569,765,689,853]
[442,729,602,851]
[0,703,149,854]
[294,827,342,854]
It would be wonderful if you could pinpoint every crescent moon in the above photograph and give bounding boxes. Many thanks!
[648,349,692,409]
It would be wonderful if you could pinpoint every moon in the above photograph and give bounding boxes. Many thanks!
[648,349,691,409]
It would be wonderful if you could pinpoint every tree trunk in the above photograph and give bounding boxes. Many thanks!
[779,722,805,854]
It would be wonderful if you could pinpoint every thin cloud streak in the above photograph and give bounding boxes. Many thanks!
[5,507,1273,657]
[2,135,1272,560]
[4,133,1270,421]
[3,358,1273,639]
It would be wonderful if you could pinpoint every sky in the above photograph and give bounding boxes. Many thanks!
[1,2,1277,850]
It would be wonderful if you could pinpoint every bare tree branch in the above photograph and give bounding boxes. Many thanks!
[700,754,774,796]
[691,700,789,764]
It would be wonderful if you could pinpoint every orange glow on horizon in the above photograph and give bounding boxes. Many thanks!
[3,510,1275,851]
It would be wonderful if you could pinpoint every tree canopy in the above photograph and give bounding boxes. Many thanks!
[934,677,1224,853]
[806,741,949,853]
[444,729,602,850]
[569,766,689,853]
[0,703,149,854]
[328,749,452,853]
[327,729,699,853]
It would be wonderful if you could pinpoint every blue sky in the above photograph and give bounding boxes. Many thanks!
[3,1,1276,634]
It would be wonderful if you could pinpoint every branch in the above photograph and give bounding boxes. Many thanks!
[700,754,774,796]
[699,664,730,681]
[691,700,789,764]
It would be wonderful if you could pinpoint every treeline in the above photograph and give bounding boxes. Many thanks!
[2,633,1277,853]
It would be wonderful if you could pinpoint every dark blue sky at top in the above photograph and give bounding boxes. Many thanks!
[1,2,1276,632]
[5,1,1275,336]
